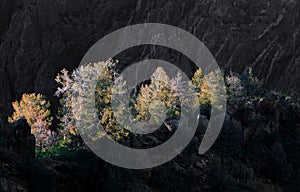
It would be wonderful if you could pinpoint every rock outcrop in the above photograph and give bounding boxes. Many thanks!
[7,117,35,158]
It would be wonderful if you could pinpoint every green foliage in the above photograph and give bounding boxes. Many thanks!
[36,139,72,159]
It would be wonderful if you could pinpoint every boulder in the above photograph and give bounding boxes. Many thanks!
[8,117,35,158]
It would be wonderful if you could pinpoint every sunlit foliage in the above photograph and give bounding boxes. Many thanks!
[8,93,54,148]
[56,61,185,142]
[55,68,78,140]
[192,68,226,111]
[133,67,181,122]
[55,59,129,142]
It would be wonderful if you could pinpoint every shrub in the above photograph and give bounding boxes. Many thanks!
[8,93,55,148]
[239,67,261,96]
[225,67,262,103]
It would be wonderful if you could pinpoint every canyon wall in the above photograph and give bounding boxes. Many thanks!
[0,0,299,116]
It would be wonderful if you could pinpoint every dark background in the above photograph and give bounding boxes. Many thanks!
[0,0,299,118]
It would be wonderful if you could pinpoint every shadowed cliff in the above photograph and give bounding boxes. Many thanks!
[0,0,300,119]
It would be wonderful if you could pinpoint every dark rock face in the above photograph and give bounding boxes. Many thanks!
[0,0,300,117]
[7,117,35,158]
[0,147,87,192]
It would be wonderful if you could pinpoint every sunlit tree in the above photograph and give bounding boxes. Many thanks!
[8,93,54,148]
[133,67,180,122]
[192,68,226,111]
[55,59,129,142]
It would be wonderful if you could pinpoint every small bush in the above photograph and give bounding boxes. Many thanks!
[226,67,262,103]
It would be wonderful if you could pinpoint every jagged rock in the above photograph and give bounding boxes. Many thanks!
[0,177,28,192]
[0,149,29,192]
[8,117,35,158]
[0,147,86,192]
[0,0,300,119]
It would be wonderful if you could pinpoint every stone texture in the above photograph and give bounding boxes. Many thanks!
[0,0,299,119]
[7,117,35,158]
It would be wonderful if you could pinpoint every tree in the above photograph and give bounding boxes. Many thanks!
[192,68,226,112]
[55,59,129,142]
[8,93,55,148]
[191,68,211,105]
[133,67,180,122]
[55,68,78,140]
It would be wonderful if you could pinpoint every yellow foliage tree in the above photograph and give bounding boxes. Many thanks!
[192,69,226,111]
[8,93,53,132]
[94,61,129,141]
[134,67,180,122]
[192,69,211,105]
[8,93,54,148]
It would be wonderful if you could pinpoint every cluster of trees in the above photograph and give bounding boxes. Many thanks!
[7,59,263,155]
